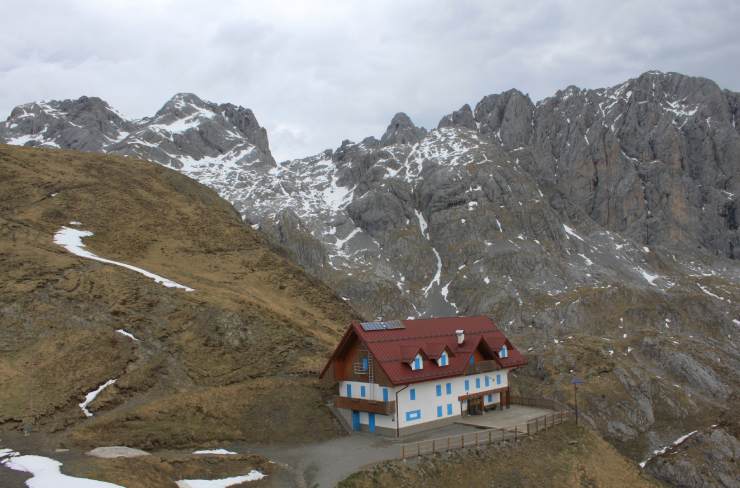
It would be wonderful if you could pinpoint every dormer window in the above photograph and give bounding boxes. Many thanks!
[437,350,449,367]
[411,353,423,370]
[500,345,508,358]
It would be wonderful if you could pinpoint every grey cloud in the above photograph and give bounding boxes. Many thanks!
[1,0,739,160]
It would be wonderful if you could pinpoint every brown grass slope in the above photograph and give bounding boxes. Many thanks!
[0,144,356,448]
[339,422,663,488]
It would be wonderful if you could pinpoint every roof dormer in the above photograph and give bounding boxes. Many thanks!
[411,353,423,370]
[437,350,449,367]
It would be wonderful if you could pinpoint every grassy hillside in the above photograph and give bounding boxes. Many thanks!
[339,422,663,488]
[0,144,357,449]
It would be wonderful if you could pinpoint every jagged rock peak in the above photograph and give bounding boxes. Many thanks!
[380,112,427,146]
[155,92,210,118]
[473,88,534,148]
[438,103,476,130]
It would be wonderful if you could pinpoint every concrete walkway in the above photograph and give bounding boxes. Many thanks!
[455,405,553,430]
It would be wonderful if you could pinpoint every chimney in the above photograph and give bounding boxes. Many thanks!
[455,329,465,345]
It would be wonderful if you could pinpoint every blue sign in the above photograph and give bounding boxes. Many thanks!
[571,377,585,385]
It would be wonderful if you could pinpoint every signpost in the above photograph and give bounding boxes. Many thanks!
[571,377,585,425]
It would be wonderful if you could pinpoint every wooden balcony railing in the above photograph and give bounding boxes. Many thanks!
[334,396,396,415]
[465,359,501,374]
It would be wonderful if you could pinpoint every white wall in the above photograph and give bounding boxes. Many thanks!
[338,369,510,430]
[396,369,509,428]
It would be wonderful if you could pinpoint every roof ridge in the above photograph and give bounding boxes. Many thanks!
[362,327,496,344]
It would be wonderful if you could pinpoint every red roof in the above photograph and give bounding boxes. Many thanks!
[320,315,527,385]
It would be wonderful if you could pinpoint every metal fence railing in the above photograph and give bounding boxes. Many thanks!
[399,409,571,459]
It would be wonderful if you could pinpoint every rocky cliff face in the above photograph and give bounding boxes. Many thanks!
[1,71,738,476]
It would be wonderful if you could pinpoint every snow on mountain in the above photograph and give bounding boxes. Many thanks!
[1,72,738,322]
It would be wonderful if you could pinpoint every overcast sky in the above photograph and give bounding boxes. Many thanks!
[2,0,740,160]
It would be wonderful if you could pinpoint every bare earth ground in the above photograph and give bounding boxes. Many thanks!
[0,145,357,485]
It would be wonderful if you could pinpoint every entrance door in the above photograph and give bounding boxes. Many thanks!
[468,396,483,415]
[368,413,375,433]
[351,410,361,431]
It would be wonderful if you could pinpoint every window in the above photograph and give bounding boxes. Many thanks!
[382,388,389,402]
[475,377,481,389]
[487,394,492,402]
[437,405,443,417]
[436,384,442,397]
[361,357,368,371]
[446,383,452,395]
[500,345,508,358]
[496,374,501,385]
[360,385,366,398]
[464,379,470,391]
[469,355,475,365]
[413,354,423,370]
[410,388,416,401]
[346,384,352,398]
[405,409,421,421]
[439,351,448,366]
[485,375,490,387]
[447,403,453,415]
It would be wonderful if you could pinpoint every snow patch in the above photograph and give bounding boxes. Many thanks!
[639,431,698,468]
[637,268,660,286]
[176,470,266,487]
[1,452,124,487]
[79,379,117,417]
[415,210,429,239]
[192,449,238,455]
[422,248,442,296]
[335,227,362,249]
[563,224,585,242]
[115,329,139,341]
[54,227,194,291]
[697,284,724,300]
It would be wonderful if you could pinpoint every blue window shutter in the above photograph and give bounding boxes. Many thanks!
[487,394,492,402]
[464,379,469,391]
[414,357,421,369]
[360,385,366,397]
[485,376,490,387]
[446,383,452,394]
[346,384,352,398]
[410,388,416,401]
[496,374,501,385]
[437,405,443,417]
[383,388,389,402]
[469,355,474,365]
[447,403,452,415]
[436,384,442,397]
[361,357,368,370]
[476,377,481,389]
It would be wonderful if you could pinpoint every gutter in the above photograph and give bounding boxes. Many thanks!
[395,384,409,438]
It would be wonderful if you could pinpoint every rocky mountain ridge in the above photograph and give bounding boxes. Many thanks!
[2,72,736,321]
[1,71,739,482]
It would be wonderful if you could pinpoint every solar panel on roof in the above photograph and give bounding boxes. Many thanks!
[361,320,405,331]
